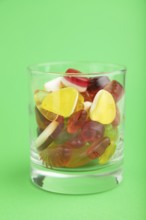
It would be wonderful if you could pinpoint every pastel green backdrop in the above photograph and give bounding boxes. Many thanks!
[0,0,145,219]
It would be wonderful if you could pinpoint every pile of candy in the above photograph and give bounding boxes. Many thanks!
[34,68,124,168]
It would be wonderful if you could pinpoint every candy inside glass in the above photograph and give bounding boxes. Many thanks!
[28,62,126,194]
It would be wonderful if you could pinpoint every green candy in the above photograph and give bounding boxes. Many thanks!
[104,124,118,142]
[98,142,116,165]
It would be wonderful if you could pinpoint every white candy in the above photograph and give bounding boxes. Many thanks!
[35,121,58,148]
[44,77,62,92]
[83,101,92,111]
[61,77,86,92]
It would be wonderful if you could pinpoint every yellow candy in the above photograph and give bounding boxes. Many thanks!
[41,87,79,117]
[90,90,116,124]
[74,94,84,112]
[98,142,116,164]
[34,90,58,121]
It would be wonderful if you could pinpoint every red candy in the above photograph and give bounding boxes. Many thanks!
[87,137,110,159]
[112,106,120,126]
[104,80,124,102]
[87,76,110,92]
[66,68,81,74]
[80,121,104,142]
[67,110,87,134]
[66,136,84,148]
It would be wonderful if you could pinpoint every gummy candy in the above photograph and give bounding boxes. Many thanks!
[66,68,81,74]
[104,80,124,102]
[98,142,116,164]
[74,94,84,112]
[65,135,85,148]
[87,137,111,159]
[112,106,120,126]
[87,76,110,95]
[80,121,104,142]
[35,120,58,148]
[67,110,87,134]
[90,90,116,124]
[34,90,57,121]
[61,76,89,92]
[44,77,62,92]
[51,116,64,139]
[83,101,92,111]
[40,144,72,167]
[35,107,51,130]
[81,91,93,102]
[41,87,79,117]
[104,124,118,142]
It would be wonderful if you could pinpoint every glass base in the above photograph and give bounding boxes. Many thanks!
[31,161,123,194]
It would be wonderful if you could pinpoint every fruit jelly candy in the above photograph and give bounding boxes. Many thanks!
[87,76,110,92]
[112,106,120,126]
[44,77,62,92]
[34,90,57,121]
[41,87,79,117]
[81,91,94,102]
[87,137,111,159]
[65,144,92,168]
[61,76,89,92]
[35,107,51,130]
[98,142,116,164]
[90,89,116,124]
[74,94,84,112]
[104,80,124,102]
[35,120,59,148]
[40,145,72,168]
[66,68,81,74]
[54,128,73,144]
[67,110,88,134]
[51,116,64,139]
[65,135,85,148]
[104,124,118,142]
[80,121,104,142]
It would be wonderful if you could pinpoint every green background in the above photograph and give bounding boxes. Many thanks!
[0,0,145,219]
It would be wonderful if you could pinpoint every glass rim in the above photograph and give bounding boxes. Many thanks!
[28,61,127,76]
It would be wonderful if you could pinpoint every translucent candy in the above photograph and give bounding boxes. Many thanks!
[41,87,79,117]
[61,76,89,92]
[40,144,72,167]
[74,94,84,112]
[104,80,124,102]
[67,110,88,134]
[35,120,59,149]
[87,137,111,159]
[104,124,118,142]
[90,90,116,124]
[51,116,64,139]
[34,90,57,121]
[80,121,104,142]
[98,142,116,164]
[35,107,51,130]
[112,106,120,126]
[65,135,85,148]
[81,91,93,102]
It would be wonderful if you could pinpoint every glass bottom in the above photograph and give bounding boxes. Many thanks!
[31,160,123,194]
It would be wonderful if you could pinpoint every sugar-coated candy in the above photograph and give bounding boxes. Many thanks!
[87,76,110,93]
[112,106,120,126]
[35,120,58,148]
[80,121,104,142]
[34,90,57,121]
[41,87,79,117]
[44,77,62,92]
[35,107,51,130]
[104,124,118,142]
[66,68,81,74]
[104,80,124,102]
[61,76,89,92]
[98,142,116,164]
[67,110,87,133]
[87,137,111,159]
[40,145,72,167]
[90,90,116,124]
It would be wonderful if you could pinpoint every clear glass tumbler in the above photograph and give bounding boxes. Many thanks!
[28,62,126,194]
